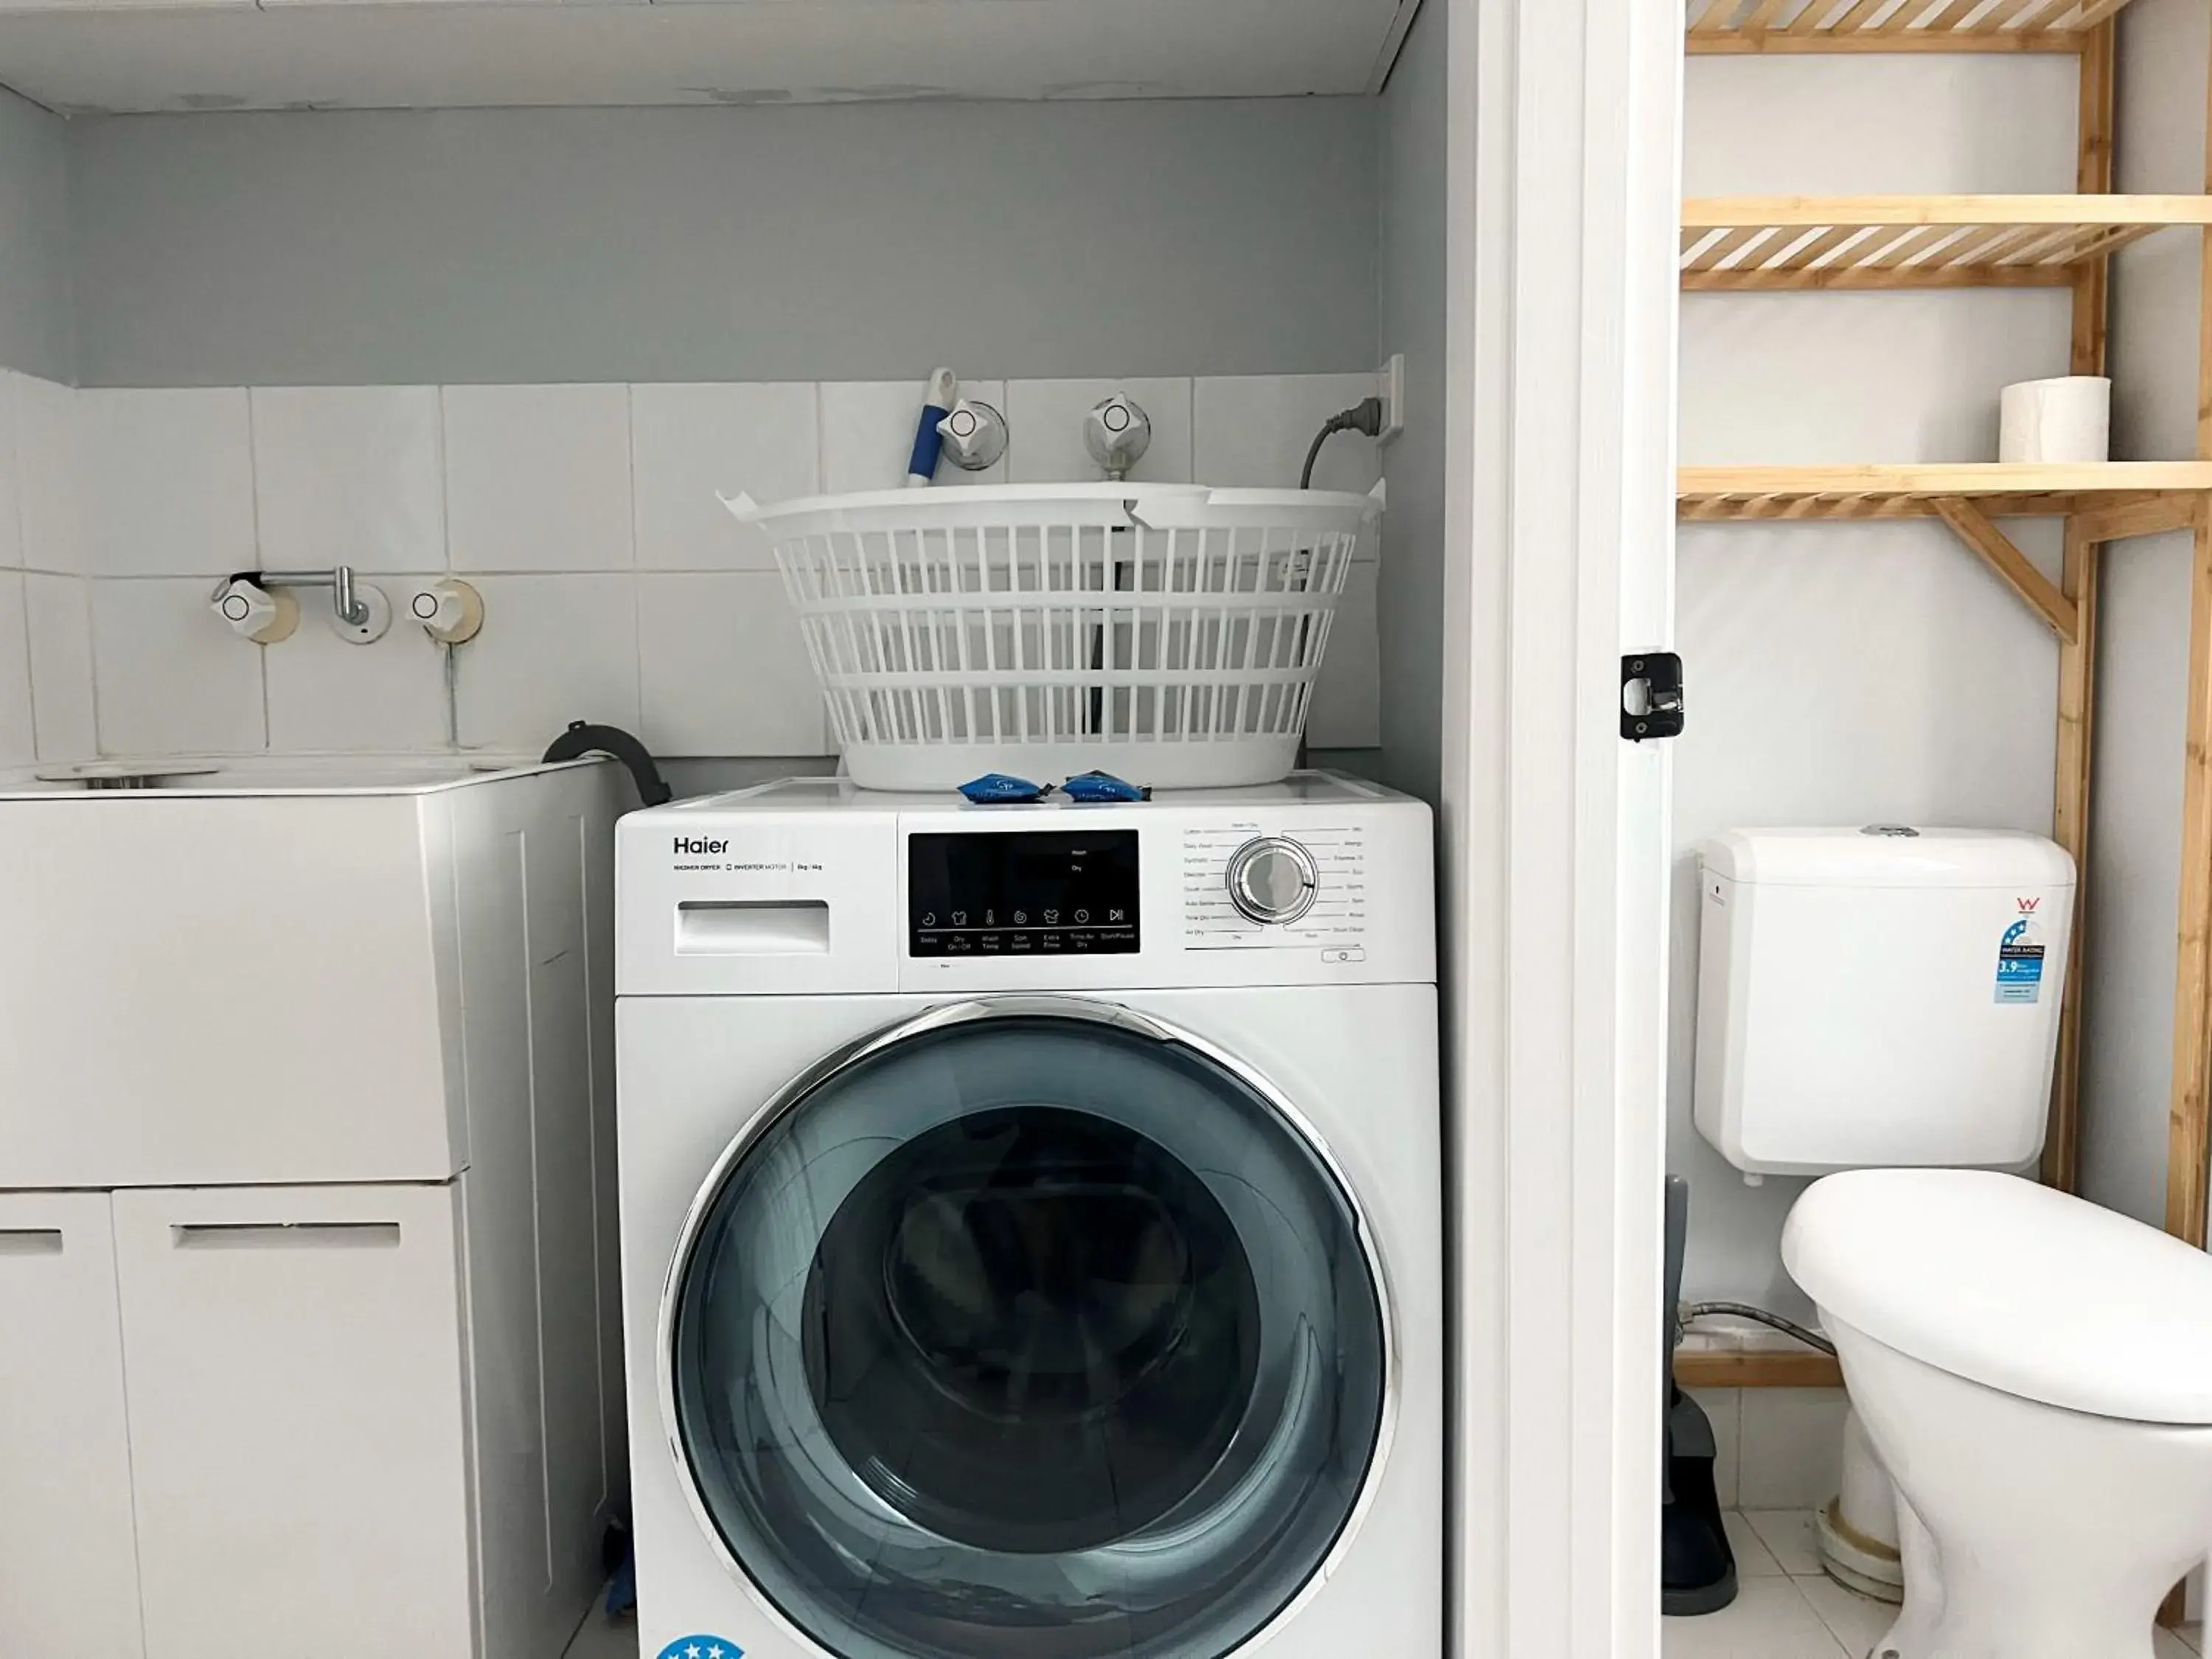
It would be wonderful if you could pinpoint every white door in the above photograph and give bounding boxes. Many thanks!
[1444,0,1681,1652]
[0,1190,144,1659]
[111,1183,476,1659]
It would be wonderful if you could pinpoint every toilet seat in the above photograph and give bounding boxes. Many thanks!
[1783,1168,2212,1425]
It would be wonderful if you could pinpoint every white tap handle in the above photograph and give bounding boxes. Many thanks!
[409,578,484,645]
[209,577,299,645]
[1084,394,1152,480]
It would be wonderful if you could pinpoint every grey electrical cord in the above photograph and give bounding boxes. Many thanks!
[1300,397,1388,489]
[1680,1300,1837,1357]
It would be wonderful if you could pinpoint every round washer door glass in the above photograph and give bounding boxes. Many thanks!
[666,1004,1388,1659]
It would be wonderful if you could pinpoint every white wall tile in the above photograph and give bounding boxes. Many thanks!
[821,380,1008,494]
[251,386,445,574]
[81,389,257,577]
[23,573,94,761]
[0,373,22,572]
[91,578,266,754]
[1306,561,1380,750]
[443,385,633,572]
[265,574,450,751]
[1005,379,1194,485]
[1193,373,1383,495]
[631,383,818,572]
[0,573,33,765]
[1739,1387,1849,1512]
[637,573,827,756]
[453,574,638,748]
[16,375,83,576]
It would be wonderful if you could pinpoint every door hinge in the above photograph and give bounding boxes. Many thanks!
[1622,653,1684,742]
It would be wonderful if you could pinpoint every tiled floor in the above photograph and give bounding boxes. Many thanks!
[563,1600,636,1659]
[565,1534,2212,1659]
[1660,1511,2206,1659]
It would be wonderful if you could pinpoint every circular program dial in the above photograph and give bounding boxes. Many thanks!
[1225,838,1321,926]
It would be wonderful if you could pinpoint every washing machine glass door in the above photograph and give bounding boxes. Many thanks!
[664,999,1388,1659]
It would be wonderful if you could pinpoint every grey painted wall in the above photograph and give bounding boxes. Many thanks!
[0,87,74,383]
[2081,0,2209,1231]
[66,97,1379,388]
[1372,0,1445,807]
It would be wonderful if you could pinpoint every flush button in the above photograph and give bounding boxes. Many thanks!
[1226,837,1320,925]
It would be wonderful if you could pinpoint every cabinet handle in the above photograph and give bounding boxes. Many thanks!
[171,1222,402,1251]
[0,1228,63,1256]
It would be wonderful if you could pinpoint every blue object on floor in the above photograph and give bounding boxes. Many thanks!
[957,773,1052,804]
[607,1545,636,1616]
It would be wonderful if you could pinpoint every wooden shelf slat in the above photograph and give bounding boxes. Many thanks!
[1679,462,2212,524]
[1674,1350,1846,1388]
[1682,195,2212,291]
[1686,0,2140,53]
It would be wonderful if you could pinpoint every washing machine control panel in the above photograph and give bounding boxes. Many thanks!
[908,830,1141,957]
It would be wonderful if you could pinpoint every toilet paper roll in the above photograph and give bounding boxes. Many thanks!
[1999,376,2111,465]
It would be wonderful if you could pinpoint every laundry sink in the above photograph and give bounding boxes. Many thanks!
[0,752,624,1189]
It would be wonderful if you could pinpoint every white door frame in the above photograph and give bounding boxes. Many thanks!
[1442,0,1683,1653]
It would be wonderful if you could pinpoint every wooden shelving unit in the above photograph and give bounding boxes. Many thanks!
[1682,195,2212,290]
[1680,462,2212,520]
[1675,5,2212,1436]
[1685,0,2140,55]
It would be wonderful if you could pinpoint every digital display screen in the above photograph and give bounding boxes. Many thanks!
[908,832,1141,957]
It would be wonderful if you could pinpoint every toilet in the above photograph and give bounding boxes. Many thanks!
[1694,827,2212,1658]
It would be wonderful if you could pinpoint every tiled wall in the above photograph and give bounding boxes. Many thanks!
[1684,1388,1850,1513]
[0,372,96,766]
[0,369,1385,766]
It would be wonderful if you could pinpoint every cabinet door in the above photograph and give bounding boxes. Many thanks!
[0,1191,144,1659]
[112,1184,475,1659]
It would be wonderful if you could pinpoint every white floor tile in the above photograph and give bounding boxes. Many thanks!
[1795,1571,1896,1659]
[1725,1509,1783,1579]
[2160,1627,2202,1659]
[2174,1621,2205,1655]
[1744,1508,1825,1578]
[1663,1576,1848,1659]
[564,1606,638,1659]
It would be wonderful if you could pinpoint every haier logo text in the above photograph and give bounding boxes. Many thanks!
[675,837,730,855]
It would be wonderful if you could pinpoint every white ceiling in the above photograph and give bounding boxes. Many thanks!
[0,0,1416,115]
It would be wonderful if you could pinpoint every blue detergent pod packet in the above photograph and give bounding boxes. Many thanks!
[958,773,1052,804]
[1060,771,1150,802]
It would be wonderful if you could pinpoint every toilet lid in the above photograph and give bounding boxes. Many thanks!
[1782,1169,2212,1425]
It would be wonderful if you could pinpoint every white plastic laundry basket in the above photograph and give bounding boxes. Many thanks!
[724,481,1383,791]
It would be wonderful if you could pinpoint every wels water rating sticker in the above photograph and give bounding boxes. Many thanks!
[1996,917,2046,1006]
[657,1639,742,1659]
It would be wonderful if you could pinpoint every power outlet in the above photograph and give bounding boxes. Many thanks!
[1378,352,1406,445]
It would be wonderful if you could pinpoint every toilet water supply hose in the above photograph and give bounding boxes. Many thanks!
[1679,1300,1837,1357]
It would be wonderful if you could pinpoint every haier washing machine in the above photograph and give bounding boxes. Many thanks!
[614,773,1441,1659]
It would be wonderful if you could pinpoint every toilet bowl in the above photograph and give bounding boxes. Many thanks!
[1785,1168,2212,1659]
